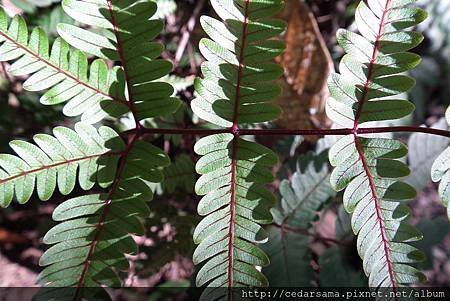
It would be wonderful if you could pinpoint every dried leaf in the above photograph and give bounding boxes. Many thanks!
[275,0,333,140]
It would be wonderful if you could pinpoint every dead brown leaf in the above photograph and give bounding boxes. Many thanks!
[275,0,333,141]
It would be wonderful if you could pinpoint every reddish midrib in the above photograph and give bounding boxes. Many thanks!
[106,0,142,129]
[354,135,397,289]
[72,135,138,301]
[72,2,146,294]
[0,31,127,106]
[353,0,392,130]
[351,0,397,290]
[227,0,250,297]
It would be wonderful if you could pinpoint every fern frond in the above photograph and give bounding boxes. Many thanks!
[37,139,170,299]
[191,1,286,296]
[191,0,285,127]
[0,10,129,123]
[271,150,335,229]
[327,0,427,288]
[432,109,450,219]
[263,149,335,287]
[59,0,180,120]
[0,123,124,207]
[407,118,449,191]
[193,134,276,293]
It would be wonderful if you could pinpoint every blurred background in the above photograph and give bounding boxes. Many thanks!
[0,0,449,299]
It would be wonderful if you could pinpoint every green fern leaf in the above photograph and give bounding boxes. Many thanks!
[192,0,286,296]
[1,1,182,298]
[271,150,335,228]
[263,149,335,287]
[0,0,179,123]
[60,0,180,120]
[326,0,427,289]
[0,10,129,123]
[432,109,450,219]
[193,134,276,292]
[0,123,124,207]
[37,139,169,298]
[407,118,449,191]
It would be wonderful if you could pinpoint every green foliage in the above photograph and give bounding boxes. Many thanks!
[1,0,450,295]
[263,149,335,287]
[327,0,427,289]
[59,0,180,120]
[10,0,61,13]
[0,9,128,123]
[271,150,335,228]
[0,123,123,207]
[191,0,286,297]
[0,0,181,298]
[413,218,450,270]
[319,207,366,287]
[0,0,180,123]
[191,0,285,127]
[432,109,450,219]
[406,118,449,190]
[35,138,171,298]
[193,134,276,293]
[162,154,195,193]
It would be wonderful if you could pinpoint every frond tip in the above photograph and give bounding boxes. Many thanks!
[191,0,286,128]
[60,0,180,120]
[0,123,124,207]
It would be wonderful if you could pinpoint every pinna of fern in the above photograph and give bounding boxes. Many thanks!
[327,0,428,289]
[432,108,450,219]
[0,0,180,299]
[191,0,286,298]
[263,147,336,287]
[0,0,180,124]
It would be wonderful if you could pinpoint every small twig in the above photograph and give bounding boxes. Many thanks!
[174,0,206,65]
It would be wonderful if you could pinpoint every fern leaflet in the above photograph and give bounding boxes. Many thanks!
[37,138,170,299]
[327,0,427,288]
[0,123,123,207]
[263,149,335,287]
[192,0,285,298]
[59,0,180,121]
[0,10,129,123]
[432,109,450,219]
